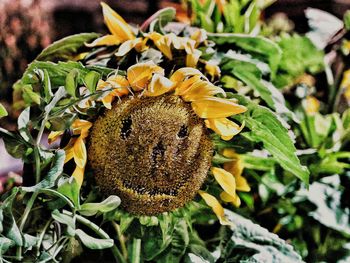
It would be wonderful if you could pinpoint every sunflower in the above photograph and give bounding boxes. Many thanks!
[48,2,250,225]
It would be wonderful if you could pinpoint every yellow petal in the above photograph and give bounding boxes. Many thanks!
[175,75,201,96]
[101,93,114,109]
[170,68,204,83]
[101,2,135,41]
[48,131,64,144]
[191,29,207,47]
[127,62,164,91]
[186,49,201,67]
[72,119,92,138]
[191,97,247,118]
[205,118,244,140]
[148,32,173,59]
[211,167,236,197]
[303,96,320,115]
[205,62,221,79]
[64,146,74,163]
[341,70,350,102]
[220,191,241,207]
[181,80,225,102]
[72,165,84,187]
[144,74,175,97]
[198,190,232,226]
[85,34,121,47]
[73,137,87,168]
[115,38,143,56]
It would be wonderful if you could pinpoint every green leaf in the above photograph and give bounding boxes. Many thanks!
[220,210,303,262]
[0,103,8,118]
[22,150,65,192]
[241,153,276,171]
[52,210,76,230]
[0,237,15,254]
[298,175,350,236]
[36,33,99,62]
[84,71,100,93]
[65,68,79,98]
[79,195,121,216]
[221,56,297,120]
[22,85,41,105]
[0,188,23,246]
[230,94,309,185]
[0,128,27,159]
[75,229,114,250]
[17,107,31,142]
[57,177,80,208]
[274,35,324,88]
[209,33,282,78]
[344,10,350,31]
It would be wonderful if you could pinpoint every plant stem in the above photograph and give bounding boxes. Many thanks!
[36,219,53,256]
[112,221,128,259]
[19,192,38,231]
[131,238,141,263]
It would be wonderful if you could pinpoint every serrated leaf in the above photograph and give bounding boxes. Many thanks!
[0,188,23,246]
[36,33,100,62]
[84,71,100,93]
[65,68,79,98]
[230,94,309,185]
[22,150,65,192]
[0,103,8,118]
[75,229,113,250]
[220,210,304,263]
[209,33,282,79]
[79,195,121,216]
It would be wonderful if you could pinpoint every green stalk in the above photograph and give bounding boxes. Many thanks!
[112,221,128,259]
[131,238,141,263]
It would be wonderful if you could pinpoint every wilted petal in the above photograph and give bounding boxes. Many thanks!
[127,61,164,91]
[72,119,92,138]
[175,75,201,96]
[186,49,201,67]
[220,191,241,207]
[170,67,205,83]
[115,38,143,56]
[148,32,173,59]
[48,131,64,144]
[191,97,247,118]
[205,118,244,140]
[73,136,87,168]
[181,80,225,102]
[211,167,236,197]
[72,165,84,187]
[101,2,135,41]
[85,34,121,47]
[144,74,175,97]
[198,190,232,226]
[64,146,74,163]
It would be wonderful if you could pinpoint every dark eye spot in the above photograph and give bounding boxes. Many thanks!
[121,116,132,139]
[177,125,188,139]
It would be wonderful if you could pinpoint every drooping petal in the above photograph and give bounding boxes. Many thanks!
[205,61,221,79]
[64,146,74,163]
[220,191,241,207]
[186,49,201,67]
[72,119,92,138]
[175,75,201,96]
[191,97,247,118]
[127,61,164,91]
[148,32,173,59]
[198,190,232,226]
[73,136,87,168]
[170,67,205,83]
[48,131,64,144]
[205,118,244,140]
[72,165,84,187]
[144,74,175,97]
[85,34,121,47]
[222,149,250,192]
[181,80,225,102]
[101,2,135,41]
[115,38,144,56]
[211,167,236,197]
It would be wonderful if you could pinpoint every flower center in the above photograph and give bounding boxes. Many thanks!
[88,94,213,215]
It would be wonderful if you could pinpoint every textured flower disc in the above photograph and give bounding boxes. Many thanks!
[88,94,213,215]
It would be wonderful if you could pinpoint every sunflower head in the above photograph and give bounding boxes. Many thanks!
[88,94,213,215]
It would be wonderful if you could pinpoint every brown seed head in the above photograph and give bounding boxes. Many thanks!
[88,94,213,215]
